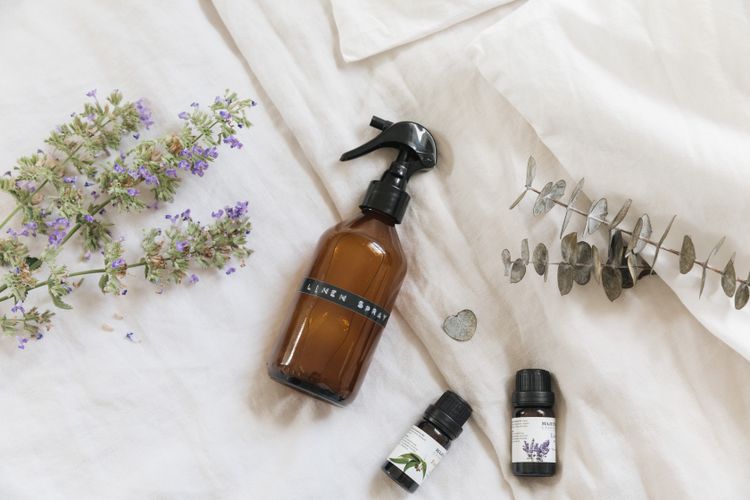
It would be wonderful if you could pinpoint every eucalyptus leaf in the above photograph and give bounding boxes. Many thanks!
[532,180,566,216]
[502,249,512,276]
[609,199,632,230]
[602,266,623,302]
[525,156,536,187]
[557,263,574,296]
[651,215,676,273]
[679,235,695,274]
[521,239,530,265]
[510,258,527,283]
[700,236,725,298]
[533,182,553,216]
[532,243,548,276]
[574,241,592,285]
[627,254,639,285]
[560,178,585,238]
[721,254,737,297]
[633,214,652,254]
[586,198,608,235]
[592,244,602,284]
[608,230,625,265]
[628,217,643,255]
[509,189,528,210]
[561,232,578,265]
[736,283,749,310]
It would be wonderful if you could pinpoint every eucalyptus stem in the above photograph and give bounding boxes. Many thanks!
[527,186,743,284]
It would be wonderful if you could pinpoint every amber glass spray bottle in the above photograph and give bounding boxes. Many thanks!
[268,116,438,406]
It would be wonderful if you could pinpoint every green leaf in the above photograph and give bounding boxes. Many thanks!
[49,289,73,310]
[98,273,108,292]
[25,256,42,271]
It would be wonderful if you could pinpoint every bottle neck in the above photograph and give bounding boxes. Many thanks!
[360,207,398,226]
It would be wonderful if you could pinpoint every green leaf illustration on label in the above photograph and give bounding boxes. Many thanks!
[389,453,428,479]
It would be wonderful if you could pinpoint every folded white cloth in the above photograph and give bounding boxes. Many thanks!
[472,0,750,360]
[331,0,511,61]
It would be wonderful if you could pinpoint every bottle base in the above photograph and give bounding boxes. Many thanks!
[268,368,348,407]
[382,462,419,493]
[512,462,556,477]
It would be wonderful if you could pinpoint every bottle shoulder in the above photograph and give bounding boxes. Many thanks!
[323,213,407,259]
[416,420,452,449]
[513,407,555,418]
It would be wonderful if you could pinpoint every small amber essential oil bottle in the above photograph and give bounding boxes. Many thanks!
[511,369,557,477]
[383,391,472,493]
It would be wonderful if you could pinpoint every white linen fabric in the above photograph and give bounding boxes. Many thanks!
[1,0,749,499]
[330,0,510,62]
[471,0,750,360]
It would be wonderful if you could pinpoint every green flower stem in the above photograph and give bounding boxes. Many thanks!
[0,206,22,232]
[0,261,147,303]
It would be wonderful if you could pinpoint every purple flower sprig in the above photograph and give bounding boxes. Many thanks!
[141,202,252,287]
[0,89,255,342]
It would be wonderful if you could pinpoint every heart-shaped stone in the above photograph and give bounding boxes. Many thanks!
[442,309,477,342]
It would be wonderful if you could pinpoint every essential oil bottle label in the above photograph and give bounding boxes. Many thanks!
[387,426,446,485]
[299,277,390,326]
[511,417,556,463]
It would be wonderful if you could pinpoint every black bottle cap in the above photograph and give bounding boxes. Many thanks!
[339,116,437,224]
[424,390,472,440]
[512,369,555,407]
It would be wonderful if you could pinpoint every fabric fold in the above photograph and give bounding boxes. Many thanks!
[330,0,513,62]
[471,0,750,361]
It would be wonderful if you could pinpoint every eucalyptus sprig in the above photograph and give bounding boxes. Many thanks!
[0,89,256,346]
[506,156,749,310]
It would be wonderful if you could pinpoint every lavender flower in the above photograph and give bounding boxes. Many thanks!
[134,99,154,129]
[225,201,249,220]
[15,179,36,192]
[222,136,243,149]
[0,88,255,341]
[46,217,70,247]
[192,159,208,176]
[178,111,189,120]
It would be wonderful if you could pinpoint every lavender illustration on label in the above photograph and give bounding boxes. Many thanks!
[522,438,551,462]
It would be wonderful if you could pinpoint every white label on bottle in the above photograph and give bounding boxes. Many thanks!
[511,417,556,463]
[387,425,447,485]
